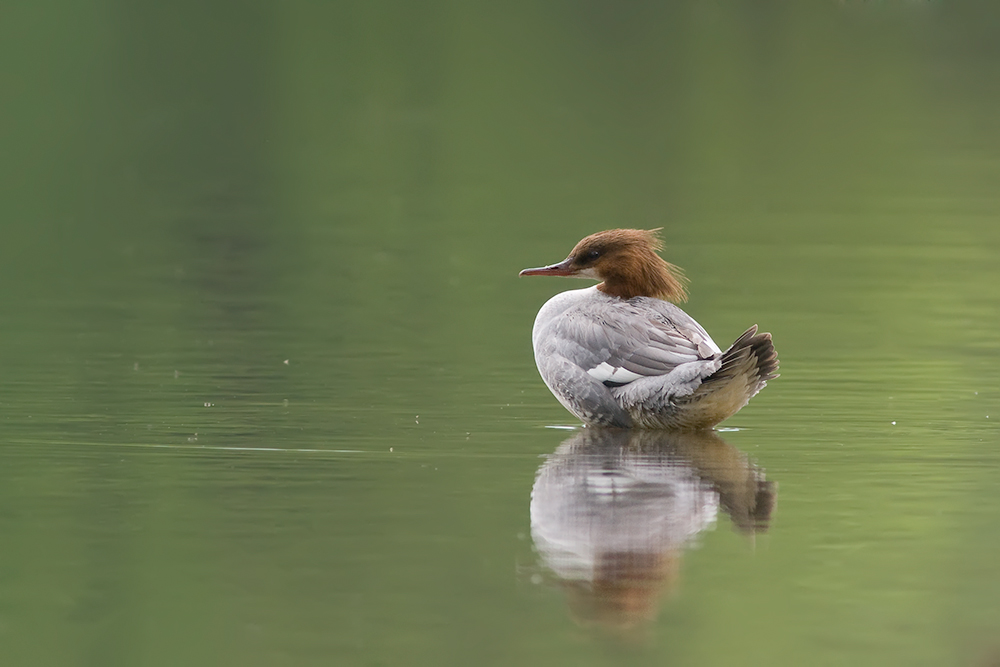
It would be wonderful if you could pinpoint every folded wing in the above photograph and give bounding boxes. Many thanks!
[539,297,723,388]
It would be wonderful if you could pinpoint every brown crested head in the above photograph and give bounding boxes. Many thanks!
[519,228,688,302]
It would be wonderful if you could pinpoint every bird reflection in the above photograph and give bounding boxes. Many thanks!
[529,428,776,630]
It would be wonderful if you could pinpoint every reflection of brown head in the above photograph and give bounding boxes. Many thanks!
[564,551,681,632]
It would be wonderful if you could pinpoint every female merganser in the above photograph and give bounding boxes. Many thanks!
[520,229,778,429]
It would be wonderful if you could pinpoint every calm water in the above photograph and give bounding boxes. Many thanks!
[3,2,1000,665]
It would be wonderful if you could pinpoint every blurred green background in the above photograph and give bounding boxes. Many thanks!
[2,1,999,665]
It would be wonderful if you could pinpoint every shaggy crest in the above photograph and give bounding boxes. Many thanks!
[568,228,688,301]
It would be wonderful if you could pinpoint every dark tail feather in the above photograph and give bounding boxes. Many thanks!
[668,326,779,428]
[704,325,780,398]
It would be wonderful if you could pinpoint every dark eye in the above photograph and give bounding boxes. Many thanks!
[585,249,601,261]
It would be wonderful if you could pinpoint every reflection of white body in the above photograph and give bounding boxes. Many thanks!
[530,433,718,583]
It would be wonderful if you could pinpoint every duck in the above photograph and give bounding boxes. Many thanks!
[519,229,778,429]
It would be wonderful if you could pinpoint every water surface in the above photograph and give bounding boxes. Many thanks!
[2,2,1000,665]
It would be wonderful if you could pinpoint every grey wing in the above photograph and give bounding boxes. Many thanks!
[545,298,721,386]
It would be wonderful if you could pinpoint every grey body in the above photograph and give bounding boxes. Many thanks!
[531,286,775,429]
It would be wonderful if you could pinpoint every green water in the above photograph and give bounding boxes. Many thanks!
[3,2,1000,665]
